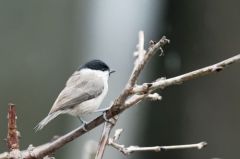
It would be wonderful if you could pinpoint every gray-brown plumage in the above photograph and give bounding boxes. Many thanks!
[49,72,104,114]
[35,60,114,131]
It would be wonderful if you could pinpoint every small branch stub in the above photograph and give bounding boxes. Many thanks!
[7,103,19,150]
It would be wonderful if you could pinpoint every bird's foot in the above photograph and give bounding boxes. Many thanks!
[77,116,88,131]
[82,123,88,132]
[103,111,109,122]
[95,107,113,123]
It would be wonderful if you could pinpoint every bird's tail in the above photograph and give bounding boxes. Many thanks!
[34,111,64,132]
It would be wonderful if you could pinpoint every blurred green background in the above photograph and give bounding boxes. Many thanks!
[0,0,239,159]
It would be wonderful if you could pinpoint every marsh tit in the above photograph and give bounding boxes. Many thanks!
[34,60,115,131]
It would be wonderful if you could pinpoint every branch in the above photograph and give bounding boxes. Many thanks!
[95,117,118,159]
[7,103,19,150]
[109,141,207,155]
[111,31,169,110]
[108,129,207,155]
[95,31,163,159]
[132,54,240,93]
[0,31,239,158]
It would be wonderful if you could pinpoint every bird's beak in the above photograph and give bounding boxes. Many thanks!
[109,70,116,75]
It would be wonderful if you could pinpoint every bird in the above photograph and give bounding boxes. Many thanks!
[34,59,115,131]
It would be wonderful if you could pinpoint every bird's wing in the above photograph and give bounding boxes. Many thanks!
[49,75,104,114]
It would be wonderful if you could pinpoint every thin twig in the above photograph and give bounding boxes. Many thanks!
[112,129,123,141]
[132,54,240,93]
[108,129,207,155]
[109,140,207,155]
[95,117,118,159]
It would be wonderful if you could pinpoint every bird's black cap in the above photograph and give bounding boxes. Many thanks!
[78,59,110,72]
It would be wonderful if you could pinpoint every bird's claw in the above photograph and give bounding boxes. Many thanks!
[82,123,87,131]
[103,111,109,122]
